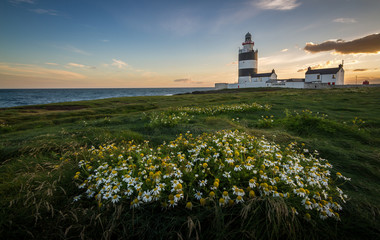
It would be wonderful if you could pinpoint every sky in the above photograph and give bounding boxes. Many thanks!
[0,0,380,88]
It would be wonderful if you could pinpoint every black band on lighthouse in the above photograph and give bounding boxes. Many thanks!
[239,68,255,76]
[239,52,255,61]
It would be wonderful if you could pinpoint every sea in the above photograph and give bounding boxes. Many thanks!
[0,88,214,108]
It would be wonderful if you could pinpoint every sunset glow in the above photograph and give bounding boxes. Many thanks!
[1,0,380,88]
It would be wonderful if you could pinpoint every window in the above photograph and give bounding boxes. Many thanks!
[332,74,336,79]
[317,75,320,80]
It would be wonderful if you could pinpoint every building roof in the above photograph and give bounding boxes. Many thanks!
[252,72,273,77]
[306,67,341,75]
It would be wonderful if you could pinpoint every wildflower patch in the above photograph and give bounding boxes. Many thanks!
[74,130,349,220]
[143,102,270,128]
[176,103,271,115]
[143,111,193,128]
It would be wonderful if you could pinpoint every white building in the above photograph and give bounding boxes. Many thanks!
[252,69,277,82]
[214,33,345,90]
[305,65,344,85]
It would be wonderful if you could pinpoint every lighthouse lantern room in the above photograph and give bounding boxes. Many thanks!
[238,32,258,84]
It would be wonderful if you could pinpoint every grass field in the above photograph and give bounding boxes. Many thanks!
[0,87,379,239]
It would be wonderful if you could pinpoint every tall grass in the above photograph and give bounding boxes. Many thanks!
[1,87,380,239]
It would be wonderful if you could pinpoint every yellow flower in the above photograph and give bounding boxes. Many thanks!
[209,191,215,198]
[305,213,311,220]
[186,202,192,210]
[200,198,206,206]
[234,150,240,157]
[202,163,208,168]
[249,190,255,198]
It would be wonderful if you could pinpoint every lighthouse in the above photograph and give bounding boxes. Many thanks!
[238,32,258,84]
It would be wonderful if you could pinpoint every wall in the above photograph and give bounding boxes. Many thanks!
[285,81,305,88]
[336,68,344,85]
[215,83,229,90]
[305,73,321,82]
[238,76,251,84]
[245,82,267,88]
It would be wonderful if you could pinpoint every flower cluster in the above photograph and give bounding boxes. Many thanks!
[285,109,328,120]
[258,115,275,128]
[143,112,193,128]
[143,103,270,127]
[176,103,271,115]
[74,130,349,220]
[351,117,365,130]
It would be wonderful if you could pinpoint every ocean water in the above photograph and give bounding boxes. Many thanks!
[0,88,214,108]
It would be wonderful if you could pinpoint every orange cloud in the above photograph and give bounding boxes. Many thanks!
[112,59,128,69]
[0,62,86,80]
[67,62,96,69]
[297,60,334,72]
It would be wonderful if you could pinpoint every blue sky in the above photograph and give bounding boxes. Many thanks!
[1,0,379,88]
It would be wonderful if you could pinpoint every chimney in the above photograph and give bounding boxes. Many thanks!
[272,69,275,73]
[307,67,311,71]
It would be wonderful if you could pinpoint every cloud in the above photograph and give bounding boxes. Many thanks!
[297,60,335,72]
[226,61,238,66]
[8,0,34,4]
[304,33,380,54]
[255,0,301,10]
[61,45,91,55]
[67,63,86,68]
[173,78,191,83]
[112,59,128,69]
[67,62,96,69]
[0,62,86,80]
[45,62,59,66]
[333,18,357,23]
[353,69,368,72]
[29,9,58,16]
[281,48,288,52]
[173,78,204,84]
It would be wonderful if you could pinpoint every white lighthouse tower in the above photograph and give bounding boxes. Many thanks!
[238,32,258,84]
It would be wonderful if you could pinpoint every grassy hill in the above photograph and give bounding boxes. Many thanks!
[0,87,379,239]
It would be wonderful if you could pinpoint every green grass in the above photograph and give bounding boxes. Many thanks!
[0,87,380,239]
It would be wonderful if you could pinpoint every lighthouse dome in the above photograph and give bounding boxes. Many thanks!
[245,32,252,42]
